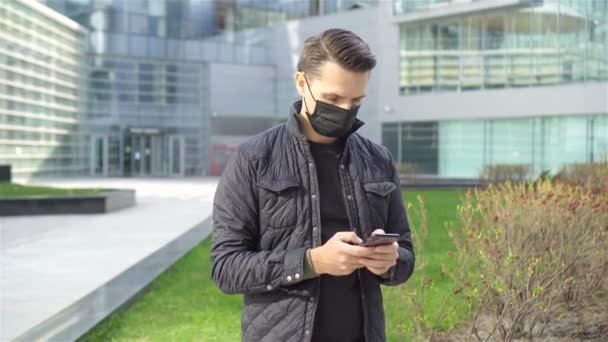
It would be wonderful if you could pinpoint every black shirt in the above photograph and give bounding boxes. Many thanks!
[309,138,365,342]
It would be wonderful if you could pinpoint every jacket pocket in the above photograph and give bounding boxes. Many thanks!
[257,175,300,229]
[362,180,397,231]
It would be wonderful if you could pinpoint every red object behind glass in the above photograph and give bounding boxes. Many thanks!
[209,144,236,176]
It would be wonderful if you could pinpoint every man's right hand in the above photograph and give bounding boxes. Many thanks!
[309,232,374,276]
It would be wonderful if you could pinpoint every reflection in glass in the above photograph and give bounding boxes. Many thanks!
[398,0,608,95]
[383,114,608,178]
[172,138,181,175]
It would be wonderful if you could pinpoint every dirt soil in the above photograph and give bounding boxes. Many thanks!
[429,285,608,342]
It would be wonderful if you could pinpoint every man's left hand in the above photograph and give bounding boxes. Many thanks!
[358,229,399,276]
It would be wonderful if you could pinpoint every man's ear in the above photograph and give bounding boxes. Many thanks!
[294,71,306,97]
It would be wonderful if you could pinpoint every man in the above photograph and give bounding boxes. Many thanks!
[211,28,415,342]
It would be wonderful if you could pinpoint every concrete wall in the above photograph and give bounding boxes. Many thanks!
[208,62,277,118]
[382,82,608,122]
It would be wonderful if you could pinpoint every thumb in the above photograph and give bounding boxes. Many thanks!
[372,228,385,236]
[335,231,363,245]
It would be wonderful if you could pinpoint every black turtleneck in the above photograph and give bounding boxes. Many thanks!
[308,138,365,342]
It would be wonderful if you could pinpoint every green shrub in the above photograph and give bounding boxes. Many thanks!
[447,180,608,341]
[555,161,608,194]
[397,162,420,175]
[480,164,532,183]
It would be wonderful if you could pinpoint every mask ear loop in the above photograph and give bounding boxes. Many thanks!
[302,73,317,115]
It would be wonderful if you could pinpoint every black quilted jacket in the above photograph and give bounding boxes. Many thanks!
[210,100,415,342]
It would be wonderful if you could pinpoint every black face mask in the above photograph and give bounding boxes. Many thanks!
[302,74,360,138]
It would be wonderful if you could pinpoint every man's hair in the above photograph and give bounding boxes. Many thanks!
[296,28,376,77]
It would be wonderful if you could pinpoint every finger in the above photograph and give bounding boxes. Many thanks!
[372,228,385,236]
[344,245,375,257]
[366,266,389,276]
[361,253,396,261]
[374,242,399,254]
[339,262,363,272]
[335,231,363,245]
[338,253,367,267]
[359,257,395,269]
[341,256,364,266]
[360,256,394,265]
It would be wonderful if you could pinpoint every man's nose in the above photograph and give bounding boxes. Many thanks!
[337,102,354,111]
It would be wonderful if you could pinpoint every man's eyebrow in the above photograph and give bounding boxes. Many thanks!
[321,92,366,100]
[321,92,341,98]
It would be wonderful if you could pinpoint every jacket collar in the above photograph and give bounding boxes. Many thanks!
[286,99,365,141]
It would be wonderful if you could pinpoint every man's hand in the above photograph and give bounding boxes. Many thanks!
[309,232,374,276]
[358,229,399,276]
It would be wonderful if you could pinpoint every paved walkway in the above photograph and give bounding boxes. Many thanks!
[1,177,219,341]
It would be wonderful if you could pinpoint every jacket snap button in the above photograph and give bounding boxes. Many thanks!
[287,275,292,282]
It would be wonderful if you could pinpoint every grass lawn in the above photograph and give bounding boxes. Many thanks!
[383,189,470,340]
[79,189,467,342]
[0,182,104,197]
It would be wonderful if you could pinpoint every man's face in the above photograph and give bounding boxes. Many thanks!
[295,61,369,115]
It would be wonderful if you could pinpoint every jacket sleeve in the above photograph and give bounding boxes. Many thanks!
[378,150,416,286]
[210,146,308,295]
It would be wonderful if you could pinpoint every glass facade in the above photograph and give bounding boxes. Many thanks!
[382,114,608,178]
[46,0,378,38]
[398,0,608,95]
[0,0,88,177]
[232,0,378,31]
[88,32,270,64]
[45,0,217,39]
[43,0,272,64]
[394,0,452,15]
[85,56,209,176]
[36,0,377,177]
[41,0,344,176]
[42,0,232,176]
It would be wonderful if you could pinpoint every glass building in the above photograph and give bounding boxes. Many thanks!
[231,0,378,31]
[382,115,608,178]
[0,0,88,177]
[397,0,607,94]
[1,0,372,178]
[43,0,273,176]
[6,0,601,180]
[383,0,608,179]
[40,0,373,177]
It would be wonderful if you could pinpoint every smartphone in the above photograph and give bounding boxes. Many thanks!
[360,233,400,247]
